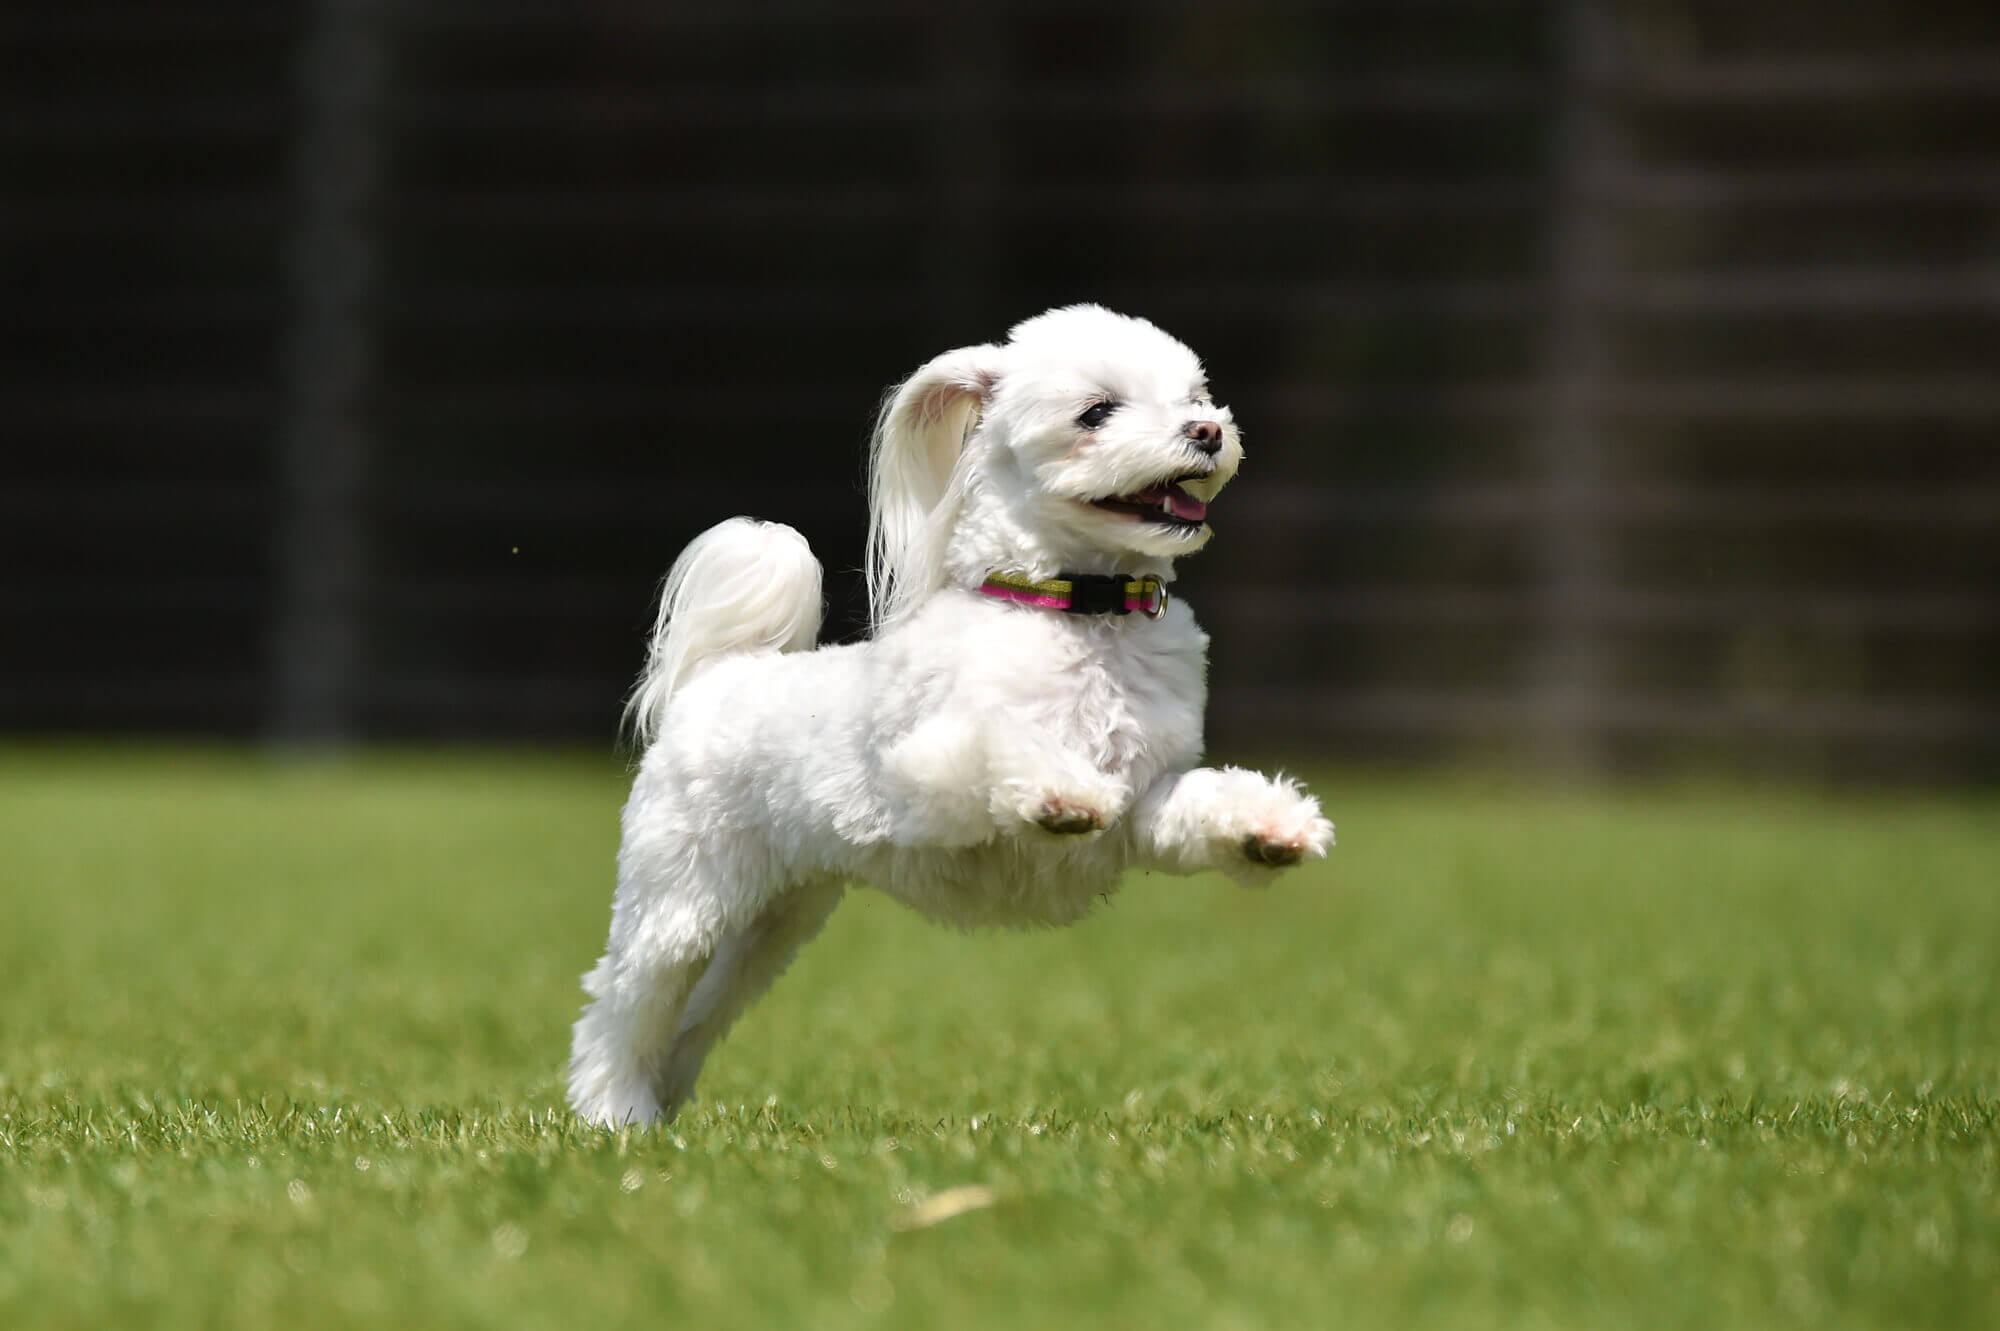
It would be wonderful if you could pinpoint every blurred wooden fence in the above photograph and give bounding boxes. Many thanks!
[6,0,1998,778]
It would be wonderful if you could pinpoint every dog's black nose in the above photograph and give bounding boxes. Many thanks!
[1184,420,1224,456]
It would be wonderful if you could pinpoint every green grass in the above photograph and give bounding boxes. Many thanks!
[2,745,1996,1330]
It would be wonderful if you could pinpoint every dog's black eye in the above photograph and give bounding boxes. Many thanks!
[1077,401,1116,430]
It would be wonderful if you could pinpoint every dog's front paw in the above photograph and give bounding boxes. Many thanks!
[1242,833,1303,866]
[1035,796,1104,835]
[1198,771,1333,884]
[998,764,1127,839]
[1240,811,1335,870]
[1138,766,1335,880]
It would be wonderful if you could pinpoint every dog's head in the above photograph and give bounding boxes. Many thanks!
[867,305,1242,625]
[995,306,1242,561]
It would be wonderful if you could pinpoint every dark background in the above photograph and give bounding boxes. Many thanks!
[7,0,1998,779]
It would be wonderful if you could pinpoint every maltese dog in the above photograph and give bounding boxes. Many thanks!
[568,304,1334,1126]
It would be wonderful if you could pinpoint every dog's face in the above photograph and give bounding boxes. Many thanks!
[981,307,1243,563]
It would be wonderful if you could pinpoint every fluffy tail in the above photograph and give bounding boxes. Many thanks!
[623,518,823,746]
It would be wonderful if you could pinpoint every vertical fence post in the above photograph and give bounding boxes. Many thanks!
[1530,0,1620,772]
[269,0,390,745]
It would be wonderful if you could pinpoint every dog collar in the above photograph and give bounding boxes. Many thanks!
[976,571,1170,619]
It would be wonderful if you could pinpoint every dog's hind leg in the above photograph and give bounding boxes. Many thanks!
[567,944,710,1128]
[568,834,741,1126]
[654,878,845,1116]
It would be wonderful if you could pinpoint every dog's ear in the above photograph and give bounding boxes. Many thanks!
[865,343,1002,627]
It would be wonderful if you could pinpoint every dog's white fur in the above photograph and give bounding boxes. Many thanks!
[568,305,1334,1126]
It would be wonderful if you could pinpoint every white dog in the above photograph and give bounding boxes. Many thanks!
[567,305,1334,1126]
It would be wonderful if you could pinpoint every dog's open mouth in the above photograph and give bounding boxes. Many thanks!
[1090,479,1209,529]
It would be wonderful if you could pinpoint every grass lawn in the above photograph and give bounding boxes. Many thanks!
[1,745,1995,1329]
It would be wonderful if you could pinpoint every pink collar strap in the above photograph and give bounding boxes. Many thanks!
[977,571,1170,619]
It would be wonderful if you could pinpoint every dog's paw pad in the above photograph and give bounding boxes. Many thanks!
[1035,799,1103,835]
[1241,833,1305,867]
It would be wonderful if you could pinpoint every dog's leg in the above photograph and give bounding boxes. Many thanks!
[882,716,1128,842]
[1133,766,1334,883]
[567,945,709,1128]
[985,727,1131,838]
[568,830,769,1127]
[653,879,845,1116]
[881,716,1004,846]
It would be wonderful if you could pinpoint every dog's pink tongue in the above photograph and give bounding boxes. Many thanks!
[1131,484,1207,521]
[1136,481,1208,519]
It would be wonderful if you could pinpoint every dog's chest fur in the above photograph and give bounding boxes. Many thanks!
[1051,609,1205,777]
[858,591,1210,928]
[896,589,1207,781]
